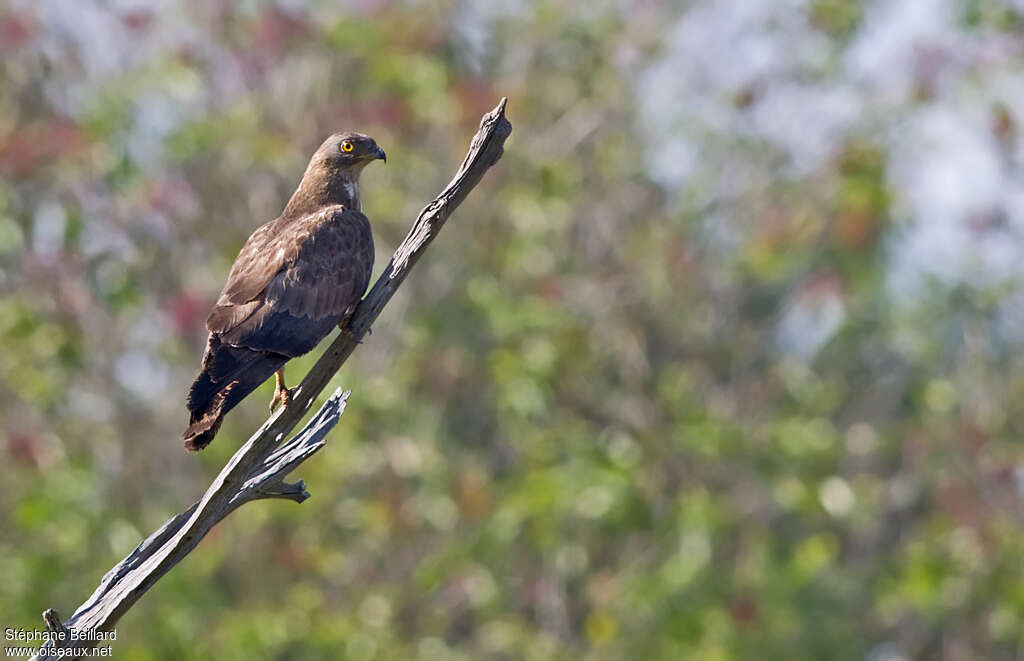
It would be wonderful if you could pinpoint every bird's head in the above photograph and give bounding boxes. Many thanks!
[312,132,387,177]
[285,131,386,216]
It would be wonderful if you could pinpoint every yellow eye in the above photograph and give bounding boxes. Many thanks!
[341,141,354,152]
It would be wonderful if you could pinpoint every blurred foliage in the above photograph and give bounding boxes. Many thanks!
[2,0,1024,659]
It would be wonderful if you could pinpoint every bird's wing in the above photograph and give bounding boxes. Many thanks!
[207,206,374,357]
[204,219,288,333]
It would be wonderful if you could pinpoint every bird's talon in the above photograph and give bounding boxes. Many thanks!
[340,324,365,343]
[270,387,294,412]
[269,368,295,412]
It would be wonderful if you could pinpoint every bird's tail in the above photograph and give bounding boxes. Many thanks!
[183,335,288,451]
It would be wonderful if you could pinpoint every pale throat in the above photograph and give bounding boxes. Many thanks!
[319,169,361,211]
[283,167,362,218]
[343,180,360,211]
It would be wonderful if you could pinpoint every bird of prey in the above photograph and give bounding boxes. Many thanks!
[183,132,384,451]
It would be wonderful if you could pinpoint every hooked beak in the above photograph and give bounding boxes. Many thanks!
[371,145,387,163]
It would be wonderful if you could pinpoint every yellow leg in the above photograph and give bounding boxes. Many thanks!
[269,367,293,412]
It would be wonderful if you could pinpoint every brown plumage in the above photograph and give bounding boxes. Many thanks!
[183,132,384,451]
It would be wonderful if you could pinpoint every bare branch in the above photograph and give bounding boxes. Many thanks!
[32,98,511,661]
[41,610,67,638]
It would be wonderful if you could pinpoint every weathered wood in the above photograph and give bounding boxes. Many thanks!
[31,98,511,661]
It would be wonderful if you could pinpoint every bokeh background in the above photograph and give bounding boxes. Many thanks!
[3,0,1024,659]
